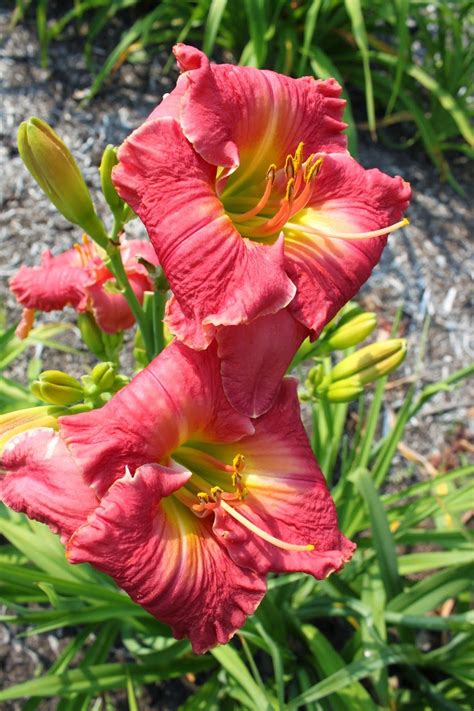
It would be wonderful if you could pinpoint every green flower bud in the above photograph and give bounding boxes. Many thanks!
[324,312,377,351]
[329,339,407,385]
[90,362,117,391]
[306,363,324,390]
[17,118,108,246]
[324,378,365,403]
[31,370,83,406]
[100,145,124,218]
[77,313,107,359]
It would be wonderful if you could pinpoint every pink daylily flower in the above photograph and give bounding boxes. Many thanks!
[0,342,354,653]
[10,237,158,336]
[113,44,411,416]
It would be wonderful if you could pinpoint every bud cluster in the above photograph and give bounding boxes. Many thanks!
[31,363,129,409]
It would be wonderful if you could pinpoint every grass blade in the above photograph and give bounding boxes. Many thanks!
[344,0,376,138]
[354,468,402,600]
[203,0,228,56]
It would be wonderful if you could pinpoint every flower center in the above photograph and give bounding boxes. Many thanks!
[221,141,323,242]
[171,445,314,553]
[220,142,409,243]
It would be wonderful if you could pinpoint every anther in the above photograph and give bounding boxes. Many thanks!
[233,454,245,473]
[285,177,295,202]
[210,486,223,501]
[294,142,304,170]
[285,155,295,180]
[306,157,324,181]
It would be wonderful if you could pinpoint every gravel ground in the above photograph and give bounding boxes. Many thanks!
[0,8,473,708]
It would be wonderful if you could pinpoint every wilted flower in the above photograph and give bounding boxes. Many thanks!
[113,44,411,415]
[0,342,354,653]
[10,237,158,336]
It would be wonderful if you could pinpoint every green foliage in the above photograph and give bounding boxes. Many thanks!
[12,0,474,187]
[1,329,472,708]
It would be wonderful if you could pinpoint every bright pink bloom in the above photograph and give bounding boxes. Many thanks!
[113,44,411,415]
[0,342,354,653]
[10,237,158,335]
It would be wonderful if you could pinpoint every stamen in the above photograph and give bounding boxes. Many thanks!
[294,142,304,171]
[285,177,295,202]
[233,454,245,473]
[231,164,276,222]
[285,155,295,179]
[219,499,315,552]
[231,453,247,499]
[285,217,409,241]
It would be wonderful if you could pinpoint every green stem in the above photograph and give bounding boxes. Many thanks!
[105,217,154,361]
[152,290,167,356]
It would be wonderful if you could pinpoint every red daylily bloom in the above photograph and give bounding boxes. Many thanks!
[10,237,158,335]
[0,342,354,653]
[113,44,411,415]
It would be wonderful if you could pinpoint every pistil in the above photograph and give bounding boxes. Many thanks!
[219,499,315,552]
[286,217,409,241]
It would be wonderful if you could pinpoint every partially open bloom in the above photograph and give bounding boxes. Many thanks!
[113,44,411,415]
[10,237,158,336]
[0,342,354,653]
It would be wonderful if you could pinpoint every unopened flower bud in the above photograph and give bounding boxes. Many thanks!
[90,362,117,391]
[100,145,125,219]
[17,118,108,246]
[324,312,377,352]
[324,378,365,403]
[329,339,407,385]
[306,364,324,391]
[31,370,83,406]
[78,313,107,359]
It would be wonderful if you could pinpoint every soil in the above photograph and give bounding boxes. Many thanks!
[0,6,473,709]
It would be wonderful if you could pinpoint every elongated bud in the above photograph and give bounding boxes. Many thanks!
[323,312,377,352]
[77,313,107,359]
[100,145,125,219]
[325,378,365,403]
[0,405,64,453]
[31,370,84,406]
[17,118,108,247]
[329,339,407,385]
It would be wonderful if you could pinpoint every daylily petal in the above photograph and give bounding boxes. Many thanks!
[113,116,296,332]
[67,462,266,654]
[284,153,412,335]
[151,44,347,183]
[165,295,216,351]
[212,379,355,577]
[60,341,254,496]
[0,428,98,542]
[216,309,307,417]
[9,248,89,312]
[119,239,159,278]
[88,273,149,333]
